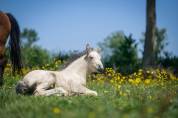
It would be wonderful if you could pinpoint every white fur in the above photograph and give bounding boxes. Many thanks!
[17,49,103,96]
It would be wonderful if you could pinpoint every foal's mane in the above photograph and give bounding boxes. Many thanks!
[59,51,86,70]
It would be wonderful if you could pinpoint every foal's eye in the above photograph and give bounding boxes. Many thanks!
[89,56,94,60]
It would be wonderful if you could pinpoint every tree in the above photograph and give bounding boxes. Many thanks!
[20,28,51,67]
[140,27,168,62]
[98,32,138,74]
[22,46,51,67]
[143,0,156,67]
[21,28,39,48]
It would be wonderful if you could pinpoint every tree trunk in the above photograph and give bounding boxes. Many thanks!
[143,0,156,67]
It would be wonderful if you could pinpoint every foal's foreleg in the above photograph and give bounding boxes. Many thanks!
[72,85,98,96]
[42,87,68,96]
[34,83,68,96]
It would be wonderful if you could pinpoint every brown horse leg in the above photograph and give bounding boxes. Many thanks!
[0,57,7,86]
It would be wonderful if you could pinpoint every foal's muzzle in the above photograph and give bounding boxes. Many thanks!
[96,65,104,73]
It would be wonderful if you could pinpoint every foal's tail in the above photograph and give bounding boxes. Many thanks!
[6,13,22,74]
[16,81,29,94]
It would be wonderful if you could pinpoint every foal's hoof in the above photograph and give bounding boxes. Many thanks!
[92,91,98,96]
[87,91,98,96]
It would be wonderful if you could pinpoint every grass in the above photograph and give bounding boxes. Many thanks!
[0,75,178,118]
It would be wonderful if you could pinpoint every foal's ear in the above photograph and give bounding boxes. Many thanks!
[85,43,91,57]
[95,48,101,53]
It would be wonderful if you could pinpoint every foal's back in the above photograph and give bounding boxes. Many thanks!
[23,70,57,87]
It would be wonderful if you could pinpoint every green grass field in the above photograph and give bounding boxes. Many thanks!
[0,75,178,118]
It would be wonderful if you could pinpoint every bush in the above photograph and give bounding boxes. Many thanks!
[98,31,139,74]
[22,46,51,68]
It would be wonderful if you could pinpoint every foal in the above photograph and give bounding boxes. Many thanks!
[16,45,104,96]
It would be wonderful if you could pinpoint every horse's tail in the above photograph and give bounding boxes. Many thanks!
[6,13,22,74]
[16,81,29,94]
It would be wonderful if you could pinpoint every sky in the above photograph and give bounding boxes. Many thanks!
[1,0,178,56]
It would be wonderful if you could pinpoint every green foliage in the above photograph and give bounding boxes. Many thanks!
[21,28,39,48]
[20,28,51,67]
[159,55,178,76]
[53,50,84,63]
[22,46,51,68]
[98,31,138,74]
[52,51,70,63]
[155,28,168,59]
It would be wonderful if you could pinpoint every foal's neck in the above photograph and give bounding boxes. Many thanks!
[64,55,88,78]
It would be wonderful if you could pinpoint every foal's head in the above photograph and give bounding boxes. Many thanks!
[84,44,104,73]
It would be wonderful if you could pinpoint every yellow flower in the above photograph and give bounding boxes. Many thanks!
[146,70,150,73]
[117,85,121,89]
[135,78,141,84]
[128,79,133,83]
[144,79,151,85]
[88,112,96,118]
[147,107,154,113]
[52,107,61,114]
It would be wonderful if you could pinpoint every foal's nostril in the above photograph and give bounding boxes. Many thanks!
[100,65,103,70]
[97,65,104,73]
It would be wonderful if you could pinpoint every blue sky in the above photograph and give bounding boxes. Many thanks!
[1,0,178,56]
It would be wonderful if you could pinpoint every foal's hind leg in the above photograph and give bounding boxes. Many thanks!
[34,83,68,96]
[44,87,68,96]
